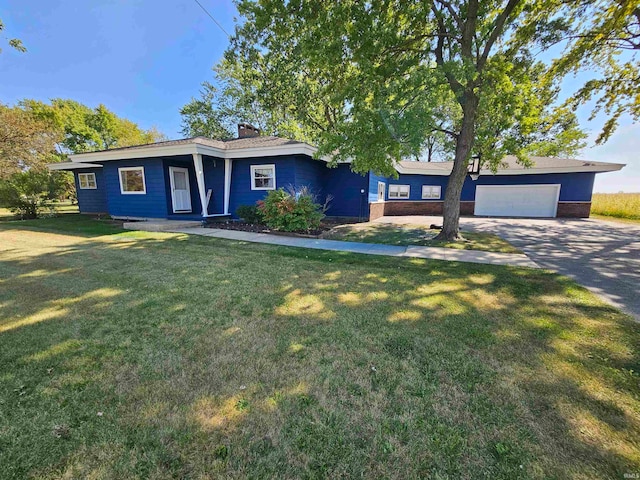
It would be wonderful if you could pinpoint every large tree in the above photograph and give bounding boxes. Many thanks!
[0,104,60,179]
[22,99,166,154]
[227,0,596,239]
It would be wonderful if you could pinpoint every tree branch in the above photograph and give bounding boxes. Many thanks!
[478,0,523,70]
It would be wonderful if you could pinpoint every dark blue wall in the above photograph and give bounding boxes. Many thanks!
[202,155,226,215]
[295,156,326,197]
[74,168,107,213]
[322,164,369,218]
[103,158,168,218]
[368,173,386,203]
[373,171,596,202]
[462,172,596,202]
[228,156,297,216]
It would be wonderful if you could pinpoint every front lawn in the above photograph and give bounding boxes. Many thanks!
[1,217,638,479]
[323,222,521,253]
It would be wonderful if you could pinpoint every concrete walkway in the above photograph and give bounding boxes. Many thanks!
[162,226,539,268]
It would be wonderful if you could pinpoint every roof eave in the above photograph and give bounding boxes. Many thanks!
[48,162,104,171]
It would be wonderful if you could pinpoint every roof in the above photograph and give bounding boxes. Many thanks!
[48,135,624,176]
[396,155,625,175]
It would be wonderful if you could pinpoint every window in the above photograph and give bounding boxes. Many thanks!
[250,164,276,190]
[388,184,410,199]
[377,182,385,202]
[422,185,441,199]
[118,167,146,194]
[78,173,97,190]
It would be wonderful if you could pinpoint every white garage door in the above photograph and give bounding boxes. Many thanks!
[474,184,561,218]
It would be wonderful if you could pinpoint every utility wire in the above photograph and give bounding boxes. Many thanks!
[193,0,231,38]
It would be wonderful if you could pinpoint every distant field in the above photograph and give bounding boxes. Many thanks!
[591,193,640,220]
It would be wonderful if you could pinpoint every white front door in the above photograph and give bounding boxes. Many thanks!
[169,167,192,213]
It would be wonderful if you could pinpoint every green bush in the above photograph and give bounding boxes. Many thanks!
[236,204,263,224]
[0,170,66,219]
[257,187,325,232]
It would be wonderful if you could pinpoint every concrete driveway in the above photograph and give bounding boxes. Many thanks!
[375,215,640,320]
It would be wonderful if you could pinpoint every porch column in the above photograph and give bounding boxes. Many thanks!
[223,158,232,215]
[192,153,209,217]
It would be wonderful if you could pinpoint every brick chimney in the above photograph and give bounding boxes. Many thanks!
[237,123,260,139]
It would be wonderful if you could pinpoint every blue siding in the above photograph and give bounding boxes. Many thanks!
[385,174,449,201]
[368,173,387,203]
[203,155,226,215]
[322,164,369,218]
[74,168,107,213]
[295,156,326,196]
[103,158,168,218]
[461,172,596,202]
[228,156,297,216]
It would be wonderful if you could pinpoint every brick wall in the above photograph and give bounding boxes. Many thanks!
[557,202,591,218]
[368,201,476,219]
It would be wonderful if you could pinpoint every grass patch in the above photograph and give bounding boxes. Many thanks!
[591,193,640,220]
[323,222,521,253]
[1,217,639,479]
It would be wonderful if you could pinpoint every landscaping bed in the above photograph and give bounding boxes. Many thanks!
[205,218,349,237]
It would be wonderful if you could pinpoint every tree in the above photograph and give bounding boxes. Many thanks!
[0,170,67,218]
[0,18,26,54]
[548,0,639,144]
[22,99,166,154]
[229,0,589,240]
[0,104,60,179]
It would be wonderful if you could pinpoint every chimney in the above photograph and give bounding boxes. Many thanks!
[237,123,260,139]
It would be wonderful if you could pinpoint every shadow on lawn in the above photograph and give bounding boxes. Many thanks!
[0,226,638,478]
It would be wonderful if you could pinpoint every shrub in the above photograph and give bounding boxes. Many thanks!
[236,204,263,224]
[258,187,325,232]
[0,170,66,219]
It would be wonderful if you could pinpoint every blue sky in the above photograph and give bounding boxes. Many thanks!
[1,0,637,192]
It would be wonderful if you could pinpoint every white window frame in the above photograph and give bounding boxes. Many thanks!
[118,167,146,195]
[377,181,386,202]
[250,164,276,191]
[421,185,441,199]
[78,172,97,190]
[388,184,410,199]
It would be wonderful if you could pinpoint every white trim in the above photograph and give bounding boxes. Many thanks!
[118,167,146,195]
[48,162,103,171]
[192,154,209,217]
[168,166,192,213]
[250,164,276,191]
[421,185,441,199]
[474,184,561,218]
[224,158,232,214]
[66,142,330,164]
[395,162,625,176]
[377,181,385,202]
[78,172,97,190]
[388,184,410,199]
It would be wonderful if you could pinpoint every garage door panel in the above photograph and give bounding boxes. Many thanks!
[474,185,560,218]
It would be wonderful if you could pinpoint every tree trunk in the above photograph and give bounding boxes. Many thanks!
[435,93,478,241]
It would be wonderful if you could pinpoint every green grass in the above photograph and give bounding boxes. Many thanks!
[1,217,639,479]
[323,222,522,253]
[591,193,640,220]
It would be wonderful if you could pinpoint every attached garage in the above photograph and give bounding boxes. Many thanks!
[474,184,561,218]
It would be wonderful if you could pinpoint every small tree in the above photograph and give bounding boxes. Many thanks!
[258,187,325,232]
[0,170,66,219]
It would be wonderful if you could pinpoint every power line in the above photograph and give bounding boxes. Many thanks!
[193,0,231,38]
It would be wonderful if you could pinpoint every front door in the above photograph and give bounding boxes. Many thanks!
[169,167,192,213]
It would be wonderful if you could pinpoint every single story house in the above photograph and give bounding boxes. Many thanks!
[50,123,624,221]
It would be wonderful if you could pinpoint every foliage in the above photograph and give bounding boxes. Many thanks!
[258,187,324,232]
[591,192,640,220]
[546,0,640,144]
[236,204,263,224]
[0,104,61,178]
[228,0,591,239]
[0,18,26,54]
[0,170,68,218]
[21,99,166,154]
[180,60,318,142]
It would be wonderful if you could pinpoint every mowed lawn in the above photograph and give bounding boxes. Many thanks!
[0,217,639,479]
